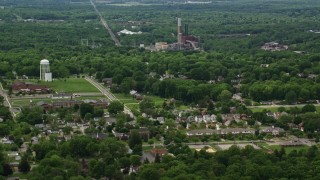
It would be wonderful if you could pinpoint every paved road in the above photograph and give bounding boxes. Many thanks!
[0,83,17,118]
[85,77,135,119]
[90,0,121,47]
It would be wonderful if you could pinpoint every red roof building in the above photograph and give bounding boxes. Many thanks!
[12,82,51,94]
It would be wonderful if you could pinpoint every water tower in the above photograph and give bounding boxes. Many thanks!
[40,59,52,82]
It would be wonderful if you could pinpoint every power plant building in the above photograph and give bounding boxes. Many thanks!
[152,17,200,51]
[40,59,52,82]
[172,17,200,50]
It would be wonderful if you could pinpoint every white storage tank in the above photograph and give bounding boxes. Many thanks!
[44,72,52,82]
[40,59,51,81]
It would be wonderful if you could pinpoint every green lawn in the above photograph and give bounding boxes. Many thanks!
[177,105,189,110]
[31,78,99,93]
[114,93,138,104]
[148,95,165,107]
[113,93,166,111]
[12,98,51,106]
[126,103,139,111]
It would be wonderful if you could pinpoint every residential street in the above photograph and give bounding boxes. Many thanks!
[85,77,136,119]
[0,83,17,118]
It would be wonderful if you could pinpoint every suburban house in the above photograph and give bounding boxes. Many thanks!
[83,99,109,109]
[102,78,113,88]
[36,99,109,110]
[133,93,144,100]
[150,148,168,157]
[156,117,165,124]
[221,114,244,126]
[259,126,285,136]
[112,130,129,140]
[187,128,255,136]
[105,117,117,126]
[135,127,150,140]
[266,112,288,119]
[219,128,254,135]
[1,137,13,144]
[187,114,216,123]
[89,133,108,140]
[187,129,215,136]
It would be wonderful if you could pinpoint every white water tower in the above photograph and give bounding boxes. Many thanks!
[40,59,52,82]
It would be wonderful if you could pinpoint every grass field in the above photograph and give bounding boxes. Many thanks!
[29,78,99,93]
[256,142,270,150]
[148,95,165,107]
[113,93,165,111]
[255,142,310,153]
[113,93,138,104]
[12,98,51,106]
[126,103,139,111]
[177,105,189,110]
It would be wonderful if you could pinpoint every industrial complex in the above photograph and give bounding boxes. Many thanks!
[153,17,200,51]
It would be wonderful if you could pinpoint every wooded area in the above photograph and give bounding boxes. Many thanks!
[1,0,320,179]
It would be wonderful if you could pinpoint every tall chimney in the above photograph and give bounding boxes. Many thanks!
[178,17,182,45]
[178,17,181,34]
[177,17,182,49]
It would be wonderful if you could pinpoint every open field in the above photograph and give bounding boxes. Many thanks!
[176,105,189,110]
[12,98,51,107]
[125,103,139,112]
[256,141,310,153]
[30,78,100,93]
[113,93,165,111]
[256,142,270,149]
[148,95,165,107]
[113,93,139,104]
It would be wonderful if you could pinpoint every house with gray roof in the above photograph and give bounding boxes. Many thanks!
[260,126,285,136]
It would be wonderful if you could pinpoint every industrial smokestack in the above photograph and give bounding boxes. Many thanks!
[178,17,182,33]
[178,17,182,45]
